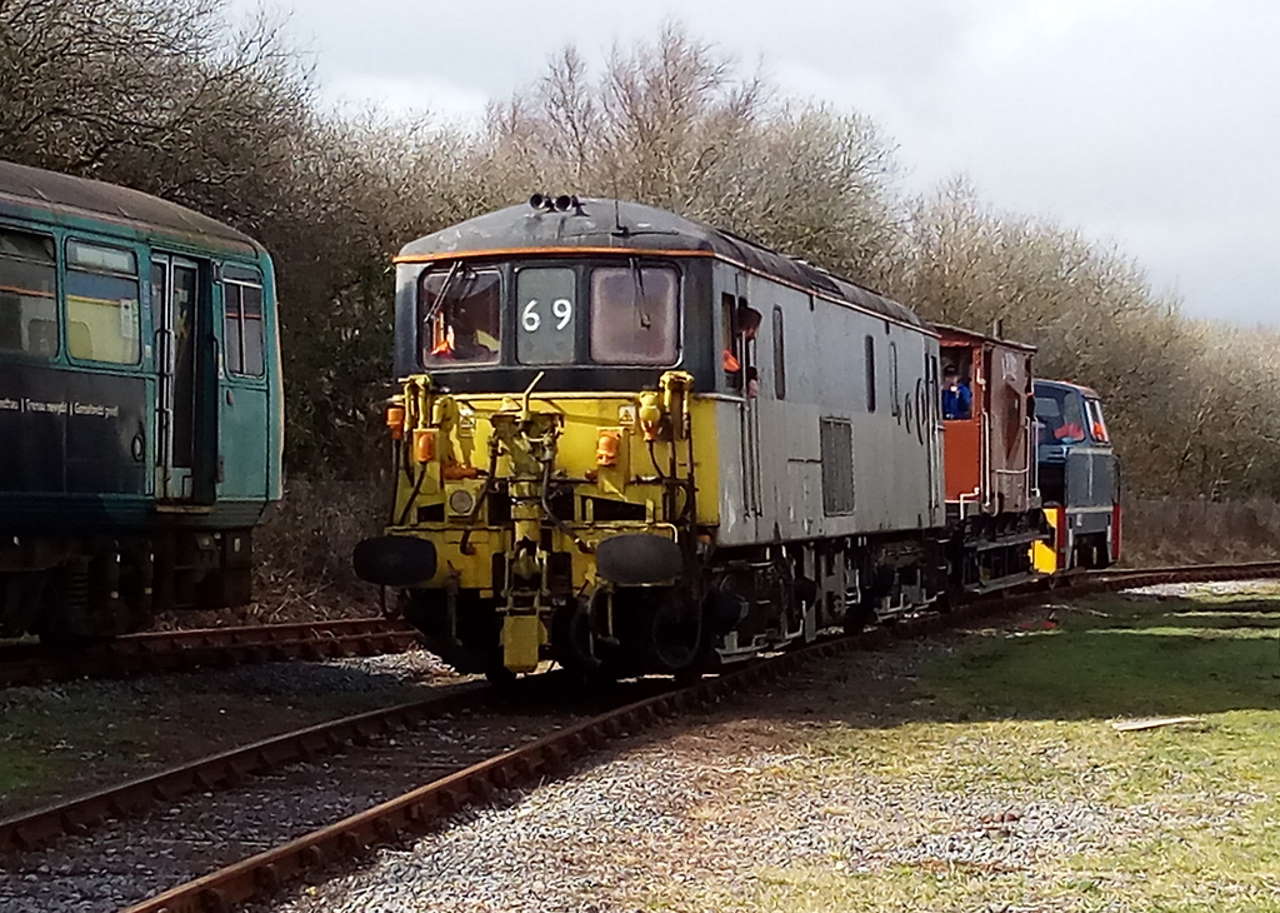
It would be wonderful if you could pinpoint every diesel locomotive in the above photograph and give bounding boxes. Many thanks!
[355,195,1116,682]
[0,161,283,641]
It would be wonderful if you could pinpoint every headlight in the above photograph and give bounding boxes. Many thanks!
[448,488,476,516]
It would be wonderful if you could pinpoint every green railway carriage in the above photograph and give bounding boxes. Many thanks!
[0,160,283,640]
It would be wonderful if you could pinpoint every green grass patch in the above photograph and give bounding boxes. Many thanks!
[640,588,1280,912]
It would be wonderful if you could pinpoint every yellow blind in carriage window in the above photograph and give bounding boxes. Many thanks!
[67,293,140,364]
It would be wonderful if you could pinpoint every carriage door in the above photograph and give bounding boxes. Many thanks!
[151,254,200,500]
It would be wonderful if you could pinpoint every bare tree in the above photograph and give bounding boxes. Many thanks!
[5,5,1274,498]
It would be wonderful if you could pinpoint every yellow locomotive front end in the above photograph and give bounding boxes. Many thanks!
[354,195,737,681]
[361,369,714,680]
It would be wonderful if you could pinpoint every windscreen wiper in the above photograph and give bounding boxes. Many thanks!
[629,256,651,329]
[422,260,462,328]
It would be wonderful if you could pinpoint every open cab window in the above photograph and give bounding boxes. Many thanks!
[419,266,501,366]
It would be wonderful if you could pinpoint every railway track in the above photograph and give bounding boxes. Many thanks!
[2,561,1277,912]
[0,617,420,688]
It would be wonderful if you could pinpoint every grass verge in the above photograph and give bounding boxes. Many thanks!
[641,583,1280,912]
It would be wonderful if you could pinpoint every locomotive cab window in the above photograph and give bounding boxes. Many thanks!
[1086,398,1110,443]
[419,265,501,366]
[589,264,678,365]
[516,267,575,364]
[1035,387,1087,444]
[66,240,140,365]
[0,228,57,358]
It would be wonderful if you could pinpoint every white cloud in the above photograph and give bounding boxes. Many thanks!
[242,0,1280,324]
[322,73,489,124]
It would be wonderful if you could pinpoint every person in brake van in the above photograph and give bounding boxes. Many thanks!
[942,365,973,419]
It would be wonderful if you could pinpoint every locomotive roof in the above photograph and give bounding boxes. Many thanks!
[1036,378,1102,399]
[397,198,926,329]
[0,159,261,254]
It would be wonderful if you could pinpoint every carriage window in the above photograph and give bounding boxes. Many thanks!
[66,240,139,364]
[224,280,265,377]
[516,267,575,364]
[0,229,57,358]
[864,335,877,412]
[589,265,678,365]
[772,307,786,400]
[420,266,501,366]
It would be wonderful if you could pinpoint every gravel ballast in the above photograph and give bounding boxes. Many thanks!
[261,591,1272,913]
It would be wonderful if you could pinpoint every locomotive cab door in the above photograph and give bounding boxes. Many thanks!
[717,273,762,541]
[150,253,204,501]
[734,276,763,523]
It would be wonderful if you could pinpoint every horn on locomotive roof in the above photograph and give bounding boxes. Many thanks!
[529,192,583,214]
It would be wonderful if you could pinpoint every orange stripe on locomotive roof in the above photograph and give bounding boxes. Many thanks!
[393,246,940,336]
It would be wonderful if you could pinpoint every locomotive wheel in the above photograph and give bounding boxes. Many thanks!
[648,593,703,673]
[674,664,704,686]
[842,602,875,635]
[485,663,518,688]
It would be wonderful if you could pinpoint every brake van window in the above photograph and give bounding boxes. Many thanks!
[66,241,140,364]
[0,229,57,358]
[589,265,678,365]
[419,267,501,366]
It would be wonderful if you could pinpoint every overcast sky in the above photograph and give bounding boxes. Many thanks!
[238,0,1279,326]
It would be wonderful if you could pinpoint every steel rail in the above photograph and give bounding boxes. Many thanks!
[121,560,1217,913]
[0,617,419,688]
[0,680,490,853]
[14,560,1280,912]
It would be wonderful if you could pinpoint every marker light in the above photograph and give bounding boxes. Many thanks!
[412,428,436,463]
[386,405,405,440]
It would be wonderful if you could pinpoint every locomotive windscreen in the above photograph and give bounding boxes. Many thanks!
[409,258,682,372]
[589,265,678,365]
[419,266,502,365]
